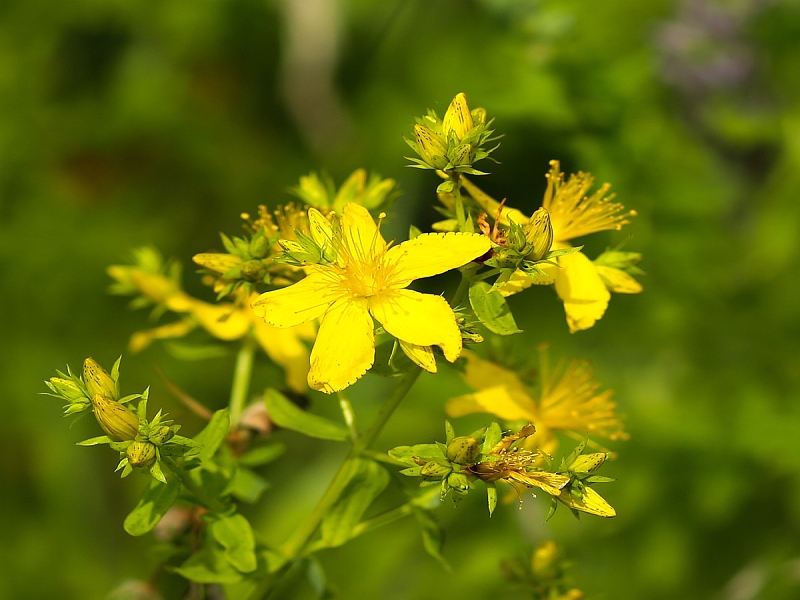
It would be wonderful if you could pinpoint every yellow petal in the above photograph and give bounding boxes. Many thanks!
[498,267,555,297]
[461,176,529,226]
[446,385,534,420]
[188,300,250,340]
[251,271,340,328]
[384,232,490,285]
[399,340,437,373]
[369,289,462,362]
[253,320,313,393]
[309,297,375,393]
[129,319,196,353]
[559,486,616,517]
[508,471,570,497]
[461,351,530,398]
[442,92,474,140]
[595,265,643,294]
[553,252,610,333]
[340,203,386,264]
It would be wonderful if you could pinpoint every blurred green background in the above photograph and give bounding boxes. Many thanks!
[3,0,800,598]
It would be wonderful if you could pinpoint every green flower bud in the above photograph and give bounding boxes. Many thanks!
[149,425,174,445]
[442,93,474,141]
[450,144,475,167]
[420,460,452,480]
[126,441,157,468]
[91,394,139,441]
[248,232,271,258]
[48,377,87,401]
[523,207,553,262]
[83,358,116,400]
[241,259,267,281]
[447,472,471,494]
[413,124,449,170]
[446,436,481,465]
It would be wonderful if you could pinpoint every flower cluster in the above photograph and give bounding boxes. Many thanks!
[390,422,614,518]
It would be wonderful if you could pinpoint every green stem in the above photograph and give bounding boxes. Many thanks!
[279,368,421,561]
[304,503,415,554]
[229,337,256,426]
[162,458,228,513]
[451,173,466,230]
[337,390,358,441]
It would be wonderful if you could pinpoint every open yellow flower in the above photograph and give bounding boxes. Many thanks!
[462,161,640,332]
[445,348,628,455]
[251,203,491,393]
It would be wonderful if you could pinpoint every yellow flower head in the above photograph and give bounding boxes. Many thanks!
[251,203,491,393]
[469,424,570,497]
[543,160,636,244]
[446,347,628,455]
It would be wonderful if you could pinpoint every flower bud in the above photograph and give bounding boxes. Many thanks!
[48,377,86,401]
[420,460,452,480]
[442,93,474,141]
[446,436,481,465]
[149,425,174,445]
[531,540,560,580]
[126,441,157,468]
[561,590,584,600]
[241,259,267,281]
[569,452,608,474]
[91,394,139,441]
[523,207,553,262]
[447,472,471,494]
[83,358,116,400]
[413,124,449,170]
[471,107,487,126]
[450,143,475,167]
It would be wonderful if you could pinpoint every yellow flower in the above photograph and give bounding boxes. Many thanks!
[462,161,640,332]
[469,424,570,496]
[108,264,314,393]
[251,203,491,393]
[445,348,628,455]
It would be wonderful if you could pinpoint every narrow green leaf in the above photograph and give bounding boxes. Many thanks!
[486,481,498,516]
[124,477,180,536]
[208,514,257,574]
[194,409,230,462]
[76,435,113,446]
[320,458,389,548]
[413,509,451,571]
[469,281,522,335]
[388,444,446,466]
[265,389,348,441]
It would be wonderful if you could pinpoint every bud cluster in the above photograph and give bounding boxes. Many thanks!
[406,93,498,178]
[291,168,397,214]
[47,358,202,483]
[501,540,585,600]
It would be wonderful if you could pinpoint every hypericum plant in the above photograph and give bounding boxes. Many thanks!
[45,93,641,599]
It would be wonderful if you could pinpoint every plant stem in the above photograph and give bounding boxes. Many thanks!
[229,336,256,426]
[162,458,228,513]
[279,368,421,561]
[337,390,358,441]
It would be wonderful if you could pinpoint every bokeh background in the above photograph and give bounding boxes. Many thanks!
[3,0,800,598]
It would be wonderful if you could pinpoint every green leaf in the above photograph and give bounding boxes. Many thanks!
[486,481,498,516]
[124,477,181,536]
[150,460,168,484]
[481,423,503,454]
[436,180,455,193]
[468,281,522,335]
[228,467,269,503]
[264,389,348,441]
[320,458,389,548]
[194,409,231,462]
[172,544,244,584]
[208,514,258,574]
[413,509,451,571]
[238,443,285,467]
